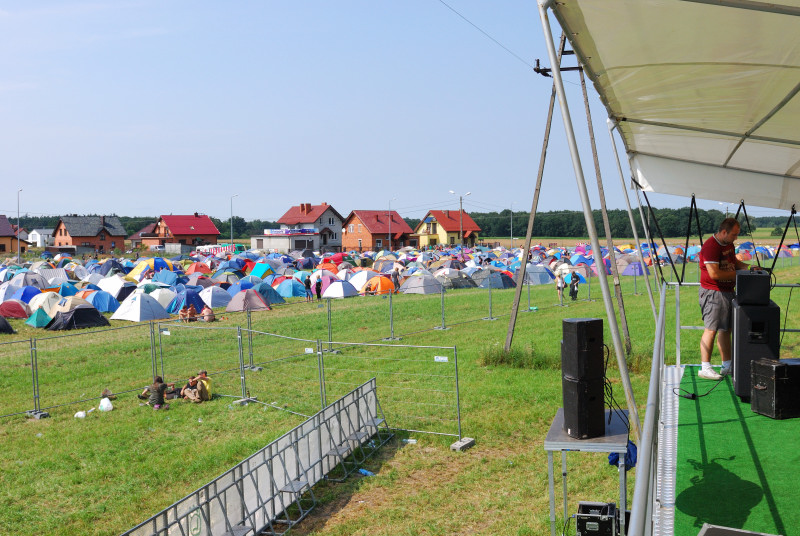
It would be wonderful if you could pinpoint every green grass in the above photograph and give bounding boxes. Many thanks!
[2,260,800,535]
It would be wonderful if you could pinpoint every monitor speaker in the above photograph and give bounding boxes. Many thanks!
[732,299,780,401]
[561,318,604,380]
[562,376,605,439]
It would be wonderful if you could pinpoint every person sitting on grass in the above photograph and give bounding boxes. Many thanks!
[201,304,216,322]
[181,376,201,402]
[178,305,189,322]
[187,304,198,322]
[196,370,212,402]
[142,376,174,410]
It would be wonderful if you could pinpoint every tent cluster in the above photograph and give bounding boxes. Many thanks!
[4,241,797,333]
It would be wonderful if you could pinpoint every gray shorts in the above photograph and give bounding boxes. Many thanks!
[699,287,734,331]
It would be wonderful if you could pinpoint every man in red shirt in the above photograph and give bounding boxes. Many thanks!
[698,218,749,380]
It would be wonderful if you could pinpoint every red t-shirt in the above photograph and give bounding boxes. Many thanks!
[699,235,736,292]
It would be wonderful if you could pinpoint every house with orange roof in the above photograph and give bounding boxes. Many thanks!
[257,202,344,253]
[140,213,220,249]
[341,210,414,252]
[413,209,481,248]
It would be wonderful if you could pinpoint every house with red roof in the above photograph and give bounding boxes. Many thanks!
[413,209,481,248]
[128,222,157,249]
[341,210,414,252]
[269,202,344,252]
[140,213,220,249]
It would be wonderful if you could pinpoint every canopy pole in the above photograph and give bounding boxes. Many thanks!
[634,186,661,294]
[578,67,632,355]
[607,118,657,322]
[537,0,640,441]
[504,33,566,353]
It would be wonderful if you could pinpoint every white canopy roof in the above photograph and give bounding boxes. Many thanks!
[549,0,800,210]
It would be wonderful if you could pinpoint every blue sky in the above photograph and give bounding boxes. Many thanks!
[0,1,787,224]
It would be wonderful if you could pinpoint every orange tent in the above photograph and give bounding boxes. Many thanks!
[186,262,212,274]
[317,262,338,273]
[75,289,97,299]
[362,276,395,295]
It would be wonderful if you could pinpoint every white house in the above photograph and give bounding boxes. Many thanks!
[28,229,54,248]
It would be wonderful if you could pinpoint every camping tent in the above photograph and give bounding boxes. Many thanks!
[199,286,233,308]
[166,289,205,315]
[112,293,171,322]
[85,290,120,313]
[0,299,31,319]
[25,308,52,328]
[399,274,444,295]
[0,315,14,334]
[28,291,61,313]
[47,306,110,331]
[226,289,271,312]
[275,279,307,298]
[321,280,359,299]
[252,283,285,305]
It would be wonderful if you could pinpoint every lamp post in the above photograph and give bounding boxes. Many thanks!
[230,194,238,246]
[388,197,396,252]
[448,190,471,249]
[510,202,514,250]
[718,201,730,218]
[17,188,22,262]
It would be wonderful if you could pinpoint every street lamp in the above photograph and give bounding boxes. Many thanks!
[510,202,514,250]
[17,188,22,262]
[448,190,471,249]
[718,202,730,218]
[230,194,238,246]
[388,197,396,252]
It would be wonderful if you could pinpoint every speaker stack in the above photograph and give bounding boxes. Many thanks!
[732,270,779,401]
[561,318,605,439]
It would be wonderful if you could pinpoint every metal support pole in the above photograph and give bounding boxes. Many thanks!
[675,284,682,367]
[156,322,165,380]
[537,0,641,440]
[434,286,449,330]
[29,338,38,411]
[453,345,462,440]
[634,188,661,294]
[382,291,401,341]
[317,340,327,409]
[247,310,254,368]
[483,282,497,320]
[607,118,657,322]
[237,326,247,400]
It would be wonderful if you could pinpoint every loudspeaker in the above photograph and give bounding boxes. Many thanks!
[736,270,771,306]
[751,358,800,419]
[562,376,605,439]
[732,299,780,400]
[561,318,604,379]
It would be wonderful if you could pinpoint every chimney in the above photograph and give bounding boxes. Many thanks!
[194,212,199,217]
[101,216,105,227]
[445,210,450,218]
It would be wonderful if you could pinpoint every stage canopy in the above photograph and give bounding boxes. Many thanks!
[549,0,800,210]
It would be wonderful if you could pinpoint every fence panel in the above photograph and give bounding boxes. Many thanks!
[157,322,244,400]
[244,330,322,417]
[34,324,154,414]
[323,341,460,438]
[0,339,35,417]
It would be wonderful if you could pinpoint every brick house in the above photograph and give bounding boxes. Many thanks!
[0,215,29,256]
[128,223,157,249]
[140,214,220,248]
[52,215,127,253]
[341,210,414,252]
[275,202,344,252]
[414,210,481,248]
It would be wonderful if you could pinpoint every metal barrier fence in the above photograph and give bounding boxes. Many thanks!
[122,378,391,536]
[0,338,36,418]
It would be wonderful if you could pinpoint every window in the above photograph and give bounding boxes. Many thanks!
[348,224,354,233]
[386,234,390,239]
[0,244,5,252]
[432,223,437,234]
[357,224,362,233]
[99,232,105,241]
[328,217,334,225]
[111,241,116,248]
[376,239,382,248]
[332,232,337,240]
[358,239,362,249]
[450,236,455,245]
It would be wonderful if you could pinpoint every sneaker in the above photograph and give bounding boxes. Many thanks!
[720,366,732,377]
[698,368,723,380]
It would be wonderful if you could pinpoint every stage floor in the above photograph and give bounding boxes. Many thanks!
[658,365,799,536]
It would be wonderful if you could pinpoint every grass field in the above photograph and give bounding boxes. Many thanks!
[2,259,800,535]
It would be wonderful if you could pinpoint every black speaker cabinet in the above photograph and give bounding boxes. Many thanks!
[562,318,604,380]
[732,299,780,401]
[751,358,800,419]
[736,270,771,306]
[562,376,605,439]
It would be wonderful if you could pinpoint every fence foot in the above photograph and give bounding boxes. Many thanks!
[322,349,341,354]
[232,397,258,406]
[381,336,402,341]
[433,326,450,330]
[450,437,476,452]
[26,410,50,419]
[245,365,263,372]
[482,317,498,321]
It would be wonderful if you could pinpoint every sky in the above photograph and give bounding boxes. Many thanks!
[0,1,789,225]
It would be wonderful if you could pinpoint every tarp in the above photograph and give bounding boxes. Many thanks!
[549,0,800,210]
[112,293,171,322]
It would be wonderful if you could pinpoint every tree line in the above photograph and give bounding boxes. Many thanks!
[14,208,790,242]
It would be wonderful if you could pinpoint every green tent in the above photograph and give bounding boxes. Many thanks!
[25,308,52,328]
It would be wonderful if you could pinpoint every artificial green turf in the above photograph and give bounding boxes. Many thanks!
[675,365,800,536]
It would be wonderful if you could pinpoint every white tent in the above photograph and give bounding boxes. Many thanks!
[0,282,21,303]
[97,274,135,299]
[198,286,232,308]
[28,291,61,313]
[111,293,171,322]
[346,270,381,291]
[549,0,800,210]
[321,280,359,299]
[142,287,177,309]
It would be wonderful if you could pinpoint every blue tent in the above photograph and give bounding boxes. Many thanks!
[250,263,275,279]
[85,290,120,313]
[58,282,78,297]
[98,260,127,276]
[275,279,307,298]
[564,272,587,284]
[11,285,41,303]
[166,289,205,314]
[227,281,255,297]
[479,272,516,289]
[25,308,52,328]
[153,270,179,286]
[219,259,246,272]
[621,262,649,276]
[253,283,285,305]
